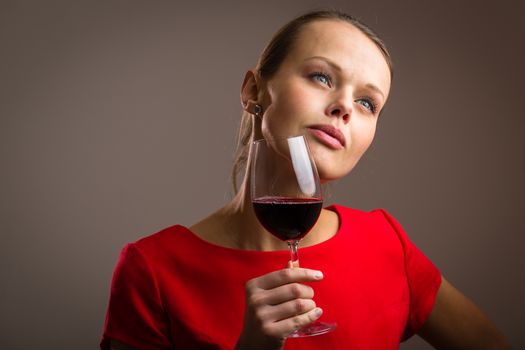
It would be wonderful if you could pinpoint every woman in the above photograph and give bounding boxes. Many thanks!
[101,10,510,350]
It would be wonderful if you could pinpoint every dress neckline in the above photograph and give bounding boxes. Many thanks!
[175,205,346,255]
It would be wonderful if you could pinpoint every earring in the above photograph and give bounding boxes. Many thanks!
[253,104,262,117]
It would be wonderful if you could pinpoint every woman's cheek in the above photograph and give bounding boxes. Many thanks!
[261,105,302,140]
[310,146,354,182]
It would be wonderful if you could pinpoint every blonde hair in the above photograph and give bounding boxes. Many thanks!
[231,10,393,193]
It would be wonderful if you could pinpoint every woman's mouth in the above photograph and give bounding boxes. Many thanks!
[307,125,346,150]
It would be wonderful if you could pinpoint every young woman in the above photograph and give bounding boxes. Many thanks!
[101,10,510,350]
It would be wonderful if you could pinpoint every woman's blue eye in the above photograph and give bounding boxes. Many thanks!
[357,99,376,113]
[311,72,331,86]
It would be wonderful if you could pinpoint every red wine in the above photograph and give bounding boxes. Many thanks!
[252,197,323,241]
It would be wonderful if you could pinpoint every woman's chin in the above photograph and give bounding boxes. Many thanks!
[314,153,357,182]
[318,166,355,184]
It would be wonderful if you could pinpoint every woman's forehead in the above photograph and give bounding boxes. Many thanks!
[290,20,382,64]
[285,20,391,96]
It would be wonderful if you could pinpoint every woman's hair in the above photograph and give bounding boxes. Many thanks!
[231,9,393,193]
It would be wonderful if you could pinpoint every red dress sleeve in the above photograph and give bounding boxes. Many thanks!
[377,209,442,340]
[101,243,172,350]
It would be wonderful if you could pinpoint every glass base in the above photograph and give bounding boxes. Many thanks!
[287,321,337,338]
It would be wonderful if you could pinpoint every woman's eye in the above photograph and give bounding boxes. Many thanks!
[357,99,376,113]
[310,72,331,87]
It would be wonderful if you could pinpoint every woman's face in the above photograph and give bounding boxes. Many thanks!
[258,20,391,182]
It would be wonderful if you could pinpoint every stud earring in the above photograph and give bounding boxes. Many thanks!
[253,104,262,117]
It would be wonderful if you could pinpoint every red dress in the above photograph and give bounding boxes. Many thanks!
[101,205,441,349]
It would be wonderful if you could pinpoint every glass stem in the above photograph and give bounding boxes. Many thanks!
[288,240,300,268]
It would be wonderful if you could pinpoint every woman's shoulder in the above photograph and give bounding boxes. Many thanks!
[329,204,395,225]
[327,204,412,246]
[126,224,193,255]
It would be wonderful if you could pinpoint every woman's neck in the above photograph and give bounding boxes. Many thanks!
[221,178,290,251]
[189,176,339,252]
[190,132,339,251]
[190,177,289,251]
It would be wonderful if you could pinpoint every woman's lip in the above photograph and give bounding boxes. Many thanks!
[308,125,346,150]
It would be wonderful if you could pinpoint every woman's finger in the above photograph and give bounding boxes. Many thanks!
[265,298,317,322]
[265,307,324,338]
[254,282,315,307]
[248,268,323,290]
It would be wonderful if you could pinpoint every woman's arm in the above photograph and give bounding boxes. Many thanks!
[418,277,511,349]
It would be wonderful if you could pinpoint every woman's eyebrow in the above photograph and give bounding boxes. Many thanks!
[364,83,385,100]
[303,56,342,73]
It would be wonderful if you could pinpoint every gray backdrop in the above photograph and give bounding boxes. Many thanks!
[1,0,524,349]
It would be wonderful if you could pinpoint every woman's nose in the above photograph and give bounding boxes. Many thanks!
[326,94,352,124]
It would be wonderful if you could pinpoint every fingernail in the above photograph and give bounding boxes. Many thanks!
[314,271,323,280]
[314,307,323,317]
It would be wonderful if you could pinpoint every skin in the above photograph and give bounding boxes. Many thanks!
[254,21,391,183]
[111,20,510,350]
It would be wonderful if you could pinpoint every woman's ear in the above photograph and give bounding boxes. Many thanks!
[240,70,260,114]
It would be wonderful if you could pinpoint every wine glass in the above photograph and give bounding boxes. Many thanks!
[250,135,336,337]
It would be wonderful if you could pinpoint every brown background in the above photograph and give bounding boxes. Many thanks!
[1,0,524,349]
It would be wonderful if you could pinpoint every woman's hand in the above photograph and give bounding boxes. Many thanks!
[235,267,324,350]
